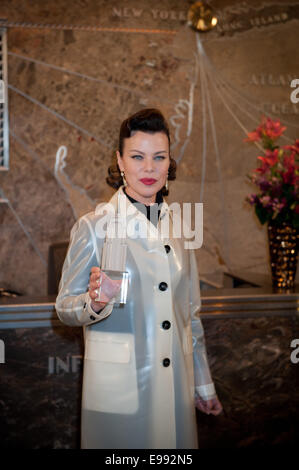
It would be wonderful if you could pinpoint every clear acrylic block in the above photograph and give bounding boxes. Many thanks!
[95,269,129,307]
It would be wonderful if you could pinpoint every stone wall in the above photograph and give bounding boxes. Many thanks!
[0,0,298,295]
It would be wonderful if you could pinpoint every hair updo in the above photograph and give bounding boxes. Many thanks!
[106,108,176,196]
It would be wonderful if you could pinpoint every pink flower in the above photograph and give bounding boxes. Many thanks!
[283,139,299,154]
[283,151,295,167]
[246,194,258,205]
[263,117,286,140]
[260,195,271,207]
[244,130,261,142]
[282,168,296,185]
[245,118,298,225]
[281,152,298,184]
[245,116,286,143]
[258,148,279,168]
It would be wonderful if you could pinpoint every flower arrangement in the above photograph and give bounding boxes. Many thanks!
[245,116,299,229]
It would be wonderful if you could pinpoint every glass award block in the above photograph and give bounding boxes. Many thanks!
[95,213,129,307]
[96,269,129,307]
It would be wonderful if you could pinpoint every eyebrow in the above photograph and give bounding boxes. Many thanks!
[129,149,168,155]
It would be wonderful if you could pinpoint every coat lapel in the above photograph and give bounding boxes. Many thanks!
[96,186,171,243]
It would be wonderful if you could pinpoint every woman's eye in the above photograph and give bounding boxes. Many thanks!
[132,155,143,160]
[131,155,166,161]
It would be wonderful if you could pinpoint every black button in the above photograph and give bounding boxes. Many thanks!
[162,320,171,330]
[164,245,171,254]
[90,315,96,321]
[159,282,168,291]
[163,358,170,367]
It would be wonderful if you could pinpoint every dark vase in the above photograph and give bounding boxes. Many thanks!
[267,221,298,292]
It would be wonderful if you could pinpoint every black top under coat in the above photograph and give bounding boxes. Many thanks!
[123,187,164,227]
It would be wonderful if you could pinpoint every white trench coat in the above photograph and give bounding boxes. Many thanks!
[55,186,216,449]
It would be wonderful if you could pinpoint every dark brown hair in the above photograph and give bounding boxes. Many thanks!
[106,108,176,196]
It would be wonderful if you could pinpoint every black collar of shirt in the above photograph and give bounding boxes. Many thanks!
[123,188,164,226]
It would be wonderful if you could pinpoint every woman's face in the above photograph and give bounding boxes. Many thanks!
[117,131,170,205]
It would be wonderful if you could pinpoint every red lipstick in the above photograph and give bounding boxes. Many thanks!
[140,178,157,185]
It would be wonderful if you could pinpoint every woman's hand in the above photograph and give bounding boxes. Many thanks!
[88,267,122,313]
[195,395,223,416]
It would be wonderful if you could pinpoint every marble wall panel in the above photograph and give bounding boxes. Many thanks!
[0,324,84,448]
[198,314,299,448]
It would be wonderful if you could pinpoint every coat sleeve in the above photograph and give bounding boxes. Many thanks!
[55,214,114,327]
[189,249,217,400]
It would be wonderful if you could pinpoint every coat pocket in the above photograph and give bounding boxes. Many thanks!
[82,332,139,414]
[85,338,130,363]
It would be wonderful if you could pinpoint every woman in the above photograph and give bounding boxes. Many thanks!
[55,108,222,449]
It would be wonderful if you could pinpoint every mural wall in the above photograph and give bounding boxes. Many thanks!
[0,0,298,295]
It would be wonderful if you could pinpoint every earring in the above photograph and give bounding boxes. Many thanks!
[121,171,127,187]
[165,177,169,191]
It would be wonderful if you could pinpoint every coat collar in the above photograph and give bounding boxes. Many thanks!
[96,186,169,219]
[95,186,170,239]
